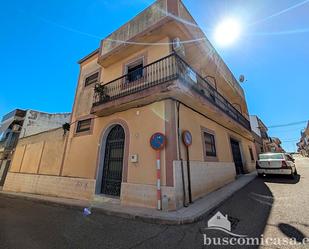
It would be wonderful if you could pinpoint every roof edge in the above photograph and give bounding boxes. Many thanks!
[78,48,99,64]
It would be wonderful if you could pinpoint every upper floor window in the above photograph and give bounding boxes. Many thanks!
[76,119,92,133]
[84,72,99,86]
[126,60,143,83]
[204,132,217,157]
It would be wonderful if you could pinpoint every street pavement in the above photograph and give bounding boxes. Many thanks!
[0,157,308,249]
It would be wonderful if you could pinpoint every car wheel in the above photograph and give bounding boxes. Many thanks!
[258,173,264,177]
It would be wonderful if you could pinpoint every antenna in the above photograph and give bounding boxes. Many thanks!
[239,75,245,83]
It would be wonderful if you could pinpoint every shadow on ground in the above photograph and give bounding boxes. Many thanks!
[261,174,300,184]
[198,177,274,248]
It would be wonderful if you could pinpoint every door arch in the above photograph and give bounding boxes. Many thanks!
[100,125,125,196]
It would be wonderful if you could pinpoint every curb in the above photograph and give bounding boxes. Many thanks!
[0,173,256,225]
[0,192,86,211]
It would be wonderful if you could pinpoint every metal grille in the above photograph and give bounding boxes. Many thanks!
[85,72,99,86]
[101,125,125,196]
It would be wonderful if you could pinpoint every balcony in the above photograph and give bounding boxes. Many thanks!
[1,109,26,123]
[92,53,251,132]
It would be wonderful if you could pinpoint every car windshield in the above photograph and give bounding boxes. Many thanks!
[259,154,284,160]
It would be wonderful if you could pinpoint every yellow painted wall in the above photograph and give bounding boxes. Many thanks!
[9,145,26,172]
[9,128,67,176]
[74,56,101,118]
[62,36,172,185]
[179,104,255,171]
[19,142,44,174]
[39,138,66,175]
[62,101,167,185]
[101,37,171,83]
[71,36,171,125]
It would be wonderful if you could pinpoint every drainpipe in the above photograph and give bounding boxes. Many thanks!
[176,101,188,207]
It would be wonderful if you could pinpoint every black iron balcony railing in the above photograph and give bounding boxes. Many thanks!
[93,54,178,106]
[93,53,251,131]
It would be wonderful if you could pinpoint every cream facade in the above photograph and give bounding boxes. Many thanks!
[4,0,256,210]
[250,115,271,155]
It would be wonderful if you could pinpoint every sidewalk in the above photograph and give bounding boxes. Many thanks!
[0,171,256,225]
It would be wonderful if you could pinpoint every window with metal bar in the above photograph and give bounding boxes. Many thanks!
[76,119,92,133]
[84,72,99,86]
[204,132,217,157]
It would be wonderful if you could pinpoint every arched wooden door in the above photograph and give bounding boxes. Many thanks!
[101,125,125,196]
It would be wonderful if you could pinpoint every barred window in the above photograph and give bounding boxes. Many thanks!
[84,72,99,86]
[204,132,217,157]
[76,119,92,133]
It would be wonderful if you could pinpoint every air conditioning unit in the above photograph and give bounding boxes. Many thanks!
[172,38,185,56]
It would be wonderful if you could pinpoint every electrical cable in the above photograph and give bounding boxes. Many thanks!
[268,121,308,129]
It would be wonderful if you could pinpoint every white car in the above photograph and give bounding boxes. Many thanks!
[256,153,297,178]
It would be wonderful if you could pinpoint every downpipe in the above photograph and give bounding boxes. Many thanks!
[176,101,188,207]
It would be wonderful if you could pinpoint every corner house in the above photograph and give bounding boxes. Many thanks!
[4,0,256,210]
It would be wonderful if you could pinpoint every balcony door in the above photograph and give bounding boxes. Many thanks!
[126,60,144,83]
[101,125,125,197]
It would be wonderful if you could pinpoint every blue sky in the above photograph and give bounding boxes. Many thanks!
[0,0,308,151]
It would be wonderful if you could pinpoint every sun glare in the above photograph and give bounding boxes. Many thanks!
[214,18,242,47]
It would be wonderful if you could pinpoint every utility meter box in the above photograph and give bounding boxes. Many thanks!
[130,154,138,163]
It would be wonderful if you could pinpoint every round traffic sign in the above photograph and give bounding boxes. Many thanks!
[150,133,166,151]
[182,130,192,147]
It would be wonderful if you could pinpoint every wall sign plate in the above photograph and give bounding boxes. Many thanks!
[150,133,166,151]
[182,130,192,147]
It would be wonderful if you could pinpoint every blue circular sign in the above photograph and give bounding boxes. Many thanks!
[150,133,166,150]
[182,130,192,146]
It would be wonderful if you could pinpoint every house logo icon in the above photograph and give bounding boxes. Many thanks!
[208,211,231,231]
[204,211,247,237]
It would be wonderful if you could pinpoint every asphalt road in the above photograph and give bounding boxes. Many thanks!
[0,157,308,249]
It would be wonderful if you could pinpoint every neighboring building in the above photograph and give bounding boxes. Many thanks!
[297,122,309,157]
[268,137,285,153]
[250,115,270,155]
[19,110,71,139]
[4,0,256,210]
[0,109,26,186]
[0,109,70,186]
